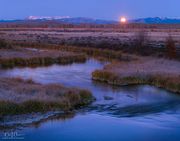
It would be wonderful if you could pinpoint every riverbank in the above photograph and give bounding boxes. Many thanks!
[0,78,94,117]
[92,57,180,93]
[0,48,86,68]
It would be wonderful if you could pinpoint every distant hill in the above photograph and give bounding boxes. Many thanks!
[55,17,118,24]
[0,19,22,23]
[26,16,180,24]
[130,17,180,24]
[0,17,180,24]
[26,16,118,25]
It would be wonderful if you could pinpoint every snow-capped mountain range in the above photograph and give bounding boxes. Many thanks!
[27,16,70,20]
[130,17,180,24]
[26,16,117,24]
[1,17,180,24]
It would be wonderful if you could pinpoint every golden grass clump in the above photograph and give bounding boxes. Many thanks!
[92,70,180,93]
[0,48,87,68]
[0,78,94,116]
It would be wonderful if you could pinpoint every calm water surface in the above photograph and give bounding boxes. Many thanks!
[0,59,180,141]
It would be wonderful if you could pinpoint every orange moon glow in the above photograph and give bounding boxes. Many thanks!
[120,17,127,23]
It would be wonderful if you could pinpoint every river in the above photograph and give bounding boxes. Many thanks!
[0,59,180,141]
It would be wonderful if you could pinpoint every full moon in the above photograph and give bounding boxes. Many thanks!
[120,17,127,23]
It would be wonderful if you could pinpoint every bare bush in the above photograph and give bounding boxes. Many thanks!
[0,38,12,49]
[165,35,177,59]
[133,30,149,55]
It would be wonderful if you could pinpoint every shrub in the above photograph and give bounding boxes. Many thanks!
[165,35,177,59]
[0,39,12,49]
[133,30,150,55]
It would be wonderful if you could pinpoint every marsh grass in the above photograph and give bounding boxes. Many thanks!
[0,100,71,116]
[0,78,94,116]
[59,46,123,60]
[0,50,86,68]
[92,70,180,93]
[14,42,134,61]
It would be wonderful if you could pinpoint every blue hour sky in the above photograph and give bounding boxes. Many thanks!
[0,0,179,20]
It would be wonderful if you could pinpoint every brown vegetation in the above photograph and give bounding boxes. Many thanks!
[0,78,94,116]
[0,48,86,68]
[92,57,180,93]
[0,38,12,49]
[11,42,136,61]
[1,25,180,60]
[133,30,150,55]
[9,34,180,60]
[165,35,177,59]
[0,22,180,32]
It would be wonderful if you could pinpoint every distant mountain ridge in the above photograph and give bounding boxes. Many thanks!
[0,17,180,24]
[130,17,180,24]
[26,16,180,24]
[27,16,70,20]
[27,16,118,24]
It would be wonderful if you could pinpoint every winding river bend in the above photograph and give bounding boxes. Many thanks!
[1,59,180,141]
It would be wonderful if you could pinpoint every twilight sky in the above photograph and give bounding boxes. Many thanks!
[0,0,179,20]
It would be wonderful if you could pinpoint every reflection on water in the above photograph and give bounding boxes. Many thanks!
[0,59,180,141]
[0,111,76,130]
[21,114,180,141]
